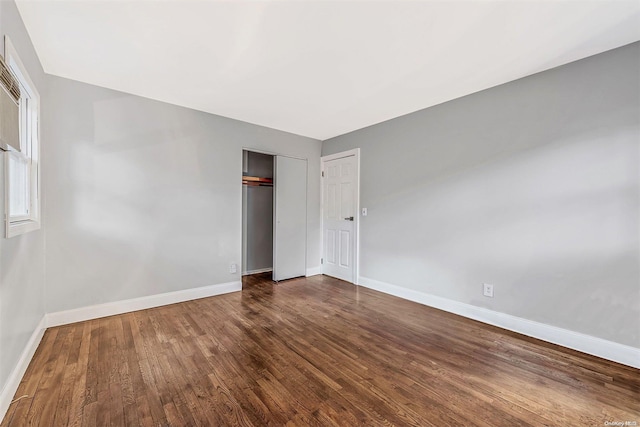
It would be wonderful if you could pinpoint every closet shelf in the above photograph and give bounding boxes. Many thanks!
[242,176,273,186]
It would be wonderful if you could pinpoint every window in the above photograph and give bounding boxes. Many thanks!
[4,36,40,237]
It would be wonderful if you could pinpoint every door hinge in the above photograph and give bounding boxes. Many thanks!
[321,258,323,264]
[321,171,324,177]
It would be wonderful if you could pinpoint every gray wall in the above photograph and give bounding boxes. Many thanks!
[244,151,274,180]
[43,76,321,313]
[242,151,274,274]
[0,0,46,399]
[323,42,640,348]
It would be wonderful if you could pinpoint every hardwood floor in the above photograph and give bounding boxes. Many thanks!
[2,273,638,426]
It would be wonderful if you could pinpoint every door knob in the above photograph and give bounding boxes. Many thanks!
[344,216,354,221]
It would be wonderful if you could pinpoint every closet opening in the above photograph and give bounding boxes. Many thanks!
[242,150,275,287]
[242,149,308,288]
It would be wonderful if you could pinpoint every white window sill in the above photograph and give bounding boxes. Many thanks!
[6,219,40,238]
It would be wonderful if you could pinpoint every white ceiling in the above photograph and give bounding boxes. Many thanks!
[15,0,640,140]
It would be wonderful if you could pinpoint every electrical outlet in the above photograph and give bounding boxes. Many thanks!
[229,263,237,274]
[483,283,494,298]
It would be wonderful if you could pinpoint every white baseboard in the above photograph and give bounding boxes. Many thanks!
[46,281,242,328]
[0,315,47,423]
[242,268,272,276]
[358,276,640,369]
[306,266,322,277]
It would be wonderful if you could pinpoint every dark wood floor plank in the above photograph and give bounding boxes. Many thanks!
[3,397,32,427]
[2,273,639,426]
[129,314,170,426]
[27,326,74,426]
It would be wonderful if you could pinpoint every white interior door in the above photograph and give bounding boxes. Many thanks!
[273,156,307,281]
[322,153,357,283]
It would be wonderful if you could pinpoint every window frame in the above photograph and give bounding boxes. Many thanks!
[4,36,40,238]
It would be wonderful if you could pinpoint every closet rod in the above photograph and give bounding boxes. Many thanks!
[243,182,273,187]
